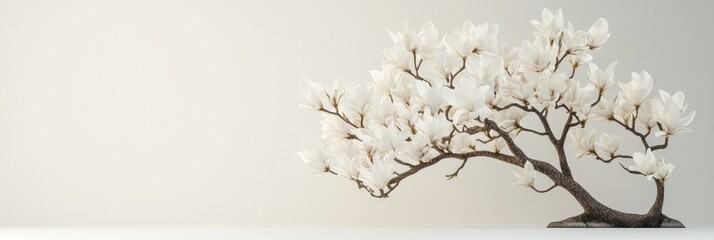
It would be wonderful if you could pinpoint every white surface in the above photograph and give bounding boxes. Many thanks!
[0,227,712,240]
[0,0,713,226]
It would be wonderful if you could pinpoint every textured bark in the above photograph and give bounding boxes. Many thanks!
[547,213,684,228]
[480,119,684,228]
[538,165,683,228]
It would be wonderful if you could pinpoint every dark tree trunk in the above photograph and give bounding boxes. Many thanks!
[479,119,685,228]
[532,161,685,228]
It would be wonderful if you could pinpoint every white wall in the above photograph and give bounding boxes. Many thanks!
[0,0,712,226]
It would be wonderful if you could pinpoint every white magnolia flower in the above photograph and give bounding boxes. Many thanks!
[444,78,493,124]
[298,79,328,110]
[530,8,564,42]
[370,68,404,97]
[416,21,441,57]
[658,90,687,112]
[593,97,615,120]
[503,73,538,102]
[613,98,636,125]
[443,21,477,57]
[492,107,528,133]
[384,45,413,71]
[444,21,499,57]
[595,133,621,157]
[470,23,500,55]
[519,36,558,72]
[358,153,397,192]
[387,23,418,52]
[344,83,376,116]
[635,99,659,129]
[329,141,369,180]
[396,136,439,164]
[470,55,504,88]
[561,23,589,55]
[415,81,446,112]
[536,72,568,107]
[498,44,522,74]
[653,159,675,181]
[652,100,695,137]
[650,90,694,137]
[427,51,462,81]
[629,149,658,177]
[387,21,440,56]
[619,71,653,106]
[354,125,408,153]
[493,138,507,153]
[569,53,593,68]
[364,98,397,127]
[587,18,610,49]
[393,102,421,133]
[390,81,415,104]
[449,132,478,154]
[297,148,329,174]
[510,161,535,187]
[560,76,596,113]
[569,128,596,158]
[587,61,617,92]
[629,149,675,181]
[413,110,453,143]
[320,117,356,143]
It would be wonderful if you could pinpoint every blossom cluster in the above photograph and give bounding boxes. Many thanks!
[299,9,694,194]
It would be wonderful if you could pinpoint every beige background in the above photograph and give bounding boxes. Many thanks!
[0,0,712,226]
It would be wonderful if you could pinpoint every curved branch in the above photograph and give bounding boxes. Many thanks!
[618,162,645,176]
[404,50,431,87]
[612,119,670,152]
[612,118,651,150]
[532,109,572,177]
[319,108,359,128]
[594,153,632,163]
[591,90,604,107]
[648,180,665,215]
[493,102,530,112]
[448,56,468,88]
[484,119,531,161]
[519,126,548,136]
[446,159,468,180]
[553,52,570,73]
[381,150,520,197]
[531,184,558,193]
[650,137,669,151]
[394,157,416,168]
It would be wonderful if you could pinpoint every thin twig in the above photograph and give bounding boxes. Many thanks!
[319,108,358,128]
[619,162,645,176]
[531,184,558,193]
[446,159,468,180]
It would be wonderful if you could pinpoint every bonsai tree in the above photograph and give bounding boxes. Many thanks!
[297,8,693,227]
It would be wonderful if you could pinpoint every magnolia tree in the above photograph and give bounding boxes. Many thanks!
[298,9,694,227]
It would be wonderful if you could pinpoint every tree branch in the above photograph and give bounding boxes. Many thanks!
[519,126,549,136]
[405,50,431,87]
[553,52,570,73]
[612,118,663,151]
[380,150,520,197]
[650,137,669,151]
[594,153,632,163]
[618,162,645,176]
[446,159,468,180]
[531,184,558,193]
[532,108,572,177]
[449,56,468,88]
[319,108,358,128]
[394,157,416,168]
